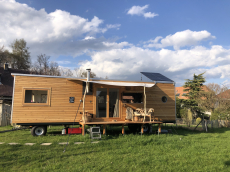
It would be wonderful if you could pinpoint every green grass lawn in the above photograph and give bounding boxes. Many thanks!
[1,125,230,171]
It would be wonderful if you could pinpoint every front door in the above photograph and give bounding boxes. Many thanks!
[96,88,119,118]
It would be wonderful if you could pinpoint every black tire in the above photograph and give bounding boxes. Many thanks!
[31,126,47,136]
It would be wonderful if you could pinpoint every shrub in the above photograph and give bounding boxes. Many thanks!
[196,117,202,125]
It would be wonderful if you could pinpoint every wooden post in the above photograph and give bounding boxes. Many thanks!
[122,124,125,135]
[103,124,106,135]
[141,124,144,134]
[82,124,85,136]
[82,82,87,123]
[144,86,146,122]
[158,124,161,133]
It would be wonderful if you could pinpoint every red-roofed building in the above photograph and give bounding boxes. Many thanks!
[175,87,189,99]
[176,86,209,99]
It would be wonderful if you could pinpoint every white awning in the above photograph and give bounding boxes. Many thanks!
[87,81,155,87]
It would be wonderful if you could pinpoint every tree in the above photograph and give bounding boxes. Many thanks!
[199,83,226,114]
[31,54,61,76]
[60,68,73,77]
[176,97,182,118]
[0,46,10,66]
[49,62,61,76]
[10,39,31,70]
[197,83,230,121]
[33,54,50,75]
[74,68,96,78]
[182,73,206,118]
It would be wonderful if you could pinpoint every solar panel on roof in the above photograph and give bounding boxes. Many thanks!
[141,72,174,82]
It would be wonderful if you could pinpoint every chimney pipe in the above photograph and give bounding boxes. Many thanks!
[86,69,91,93]
[4,62,8,71]
[86,69,91,81]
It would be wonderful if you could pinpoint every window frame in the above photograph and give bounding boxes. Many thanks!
[22,87,51,106]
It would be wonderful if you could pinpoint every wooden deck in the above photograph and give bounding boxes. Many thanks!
[79,121,162,125]
[79,121,163,135]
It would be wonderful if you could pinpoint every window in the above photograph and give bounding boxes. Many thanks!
[122,93,143,103]
[82,82,93,95]
[23,88,51,106]
[176,93,180,96]
[162,96,167,103]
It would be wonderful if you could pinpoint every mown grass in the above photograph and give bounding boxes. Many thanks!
[1,125,230,171]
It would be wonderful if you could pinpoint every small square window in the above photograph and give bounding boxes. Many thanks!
[23,88,51,106]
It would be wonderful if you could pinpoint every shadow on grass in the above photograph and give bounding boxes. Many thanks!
[225,161,230,166]
[100,125,230,139]
[169,125,230,135]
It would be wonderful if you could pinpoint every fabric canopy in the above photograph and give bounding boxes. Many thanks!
[87,81,155,87]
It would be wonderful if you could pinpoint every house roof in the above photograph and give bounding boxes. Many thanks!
[176,85,209,100]
[217,89,230,99]
[12,73,164,87]
[175,87,189,99]
[0,67,30,97]
[141,72,174,82]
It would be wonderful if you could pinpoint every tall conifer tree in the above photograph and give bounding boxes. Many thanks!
[183,73,206,117]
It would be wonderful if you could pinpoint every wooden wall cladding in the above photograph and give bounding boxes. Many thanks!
[12,76,93,123]
[121,83,175,122]
[12,76,175,124]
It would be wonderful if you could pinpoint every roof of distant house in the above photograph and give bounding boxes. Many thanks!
[176,85,209,100]
[176,87,189,99]
[217,89,230,99]
[0,66,31,97]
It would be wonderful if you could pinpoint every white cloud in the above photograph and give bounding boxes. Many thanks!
[79,44,230,84]
[83,36,95,40]
[106,24,121,30]
[127,5,158,18]
[0,0,121,59]
[102,41,132,49]
[145,30,216,50]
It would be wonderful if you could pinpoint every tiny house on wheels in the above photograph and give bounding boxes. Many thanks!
[11,70,176,136]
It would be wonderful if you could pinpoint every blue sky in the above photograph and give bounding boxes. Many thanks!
[1,0,230,86]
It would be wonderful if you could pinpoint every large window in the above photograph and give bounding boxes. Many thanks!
[122,93,143,103]
[23,88,51,106]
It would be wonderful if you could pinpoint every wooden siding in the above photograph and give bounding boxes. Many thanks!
[12,76,175,124]
[12,76,93,123]
[93,83,175,122]
[121,83,175,122]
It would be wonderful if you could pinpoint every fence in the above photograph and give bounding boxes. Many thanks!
[175,118,230,129]
[0,103,11,126]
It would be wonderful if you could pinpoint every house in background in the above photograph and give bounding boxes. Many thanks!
[176,86,211,117]
[175,87,189,100]
[0,63,30,126]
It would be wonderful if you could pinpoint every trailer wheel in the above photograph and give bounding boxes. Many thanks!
[31,126,47,136]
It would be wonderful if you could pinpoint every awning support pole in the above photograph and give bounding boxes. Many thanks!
[144,86,146,122]
[82,82,87,124]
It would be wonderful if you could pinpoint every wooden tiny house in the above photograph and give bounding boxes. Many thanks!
[11,72,176,136]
